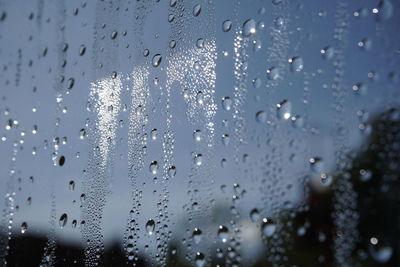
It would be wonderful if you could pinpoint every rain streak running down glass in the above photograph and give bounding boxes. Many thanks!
[0,0,399,266]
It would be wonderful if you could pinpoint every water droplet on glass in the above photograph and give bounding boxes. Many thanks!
[195,252,205,267]
[321,46,334,60]
[274,16,285,28]
[59,213,68,228]
[250,208,260,222]
[256,111,267,123]
[267,67,280,80]
[192,228,202,244]
[196,38,204,49]
[152,54,162,67]
[168,166,176,178]
[194,154,203,166]
[309,157,324,174]
[289,56,304,72]
[222,134,230,146]
[193,4,201,16]
[196,91,203,104]
[193,130,202,142]
[374,0,393,22]
[218,225,229,243]
[369,237,393,263]
[222,20,232,32]
[261,218,276,237]
[242,19,256,37]
[21,222,28,234]
[149,161,158,175]
[253,39,262,51]
[146,219,155,235]
[151,129,158,140]
[276,100,292,120]
[69,180,75,191]
[222,97,232,111]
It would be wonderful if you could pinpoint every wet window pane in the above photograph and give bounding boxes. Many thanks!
[0,0,399,266]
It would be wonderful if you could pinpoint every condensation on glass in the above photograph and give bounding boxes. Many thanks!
[0,0,399,266]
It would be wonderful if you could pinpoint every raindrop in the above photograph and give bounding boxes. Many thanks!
[151,129,157,140]
[267,67,280,80]
[79,45,86,56]
[196,38,204,49]
[369,238,393,263]
[143,49,150,57]
[222,134,230,146]
[321,46,334,60]
[374,0,393,22]
[168,166,176,178]
[289,56,304,72]
[222,97,232,111]
[196,91,203,104]
[192,228,202,244]
[146,219,155,235]
[110,31,118,39]
[276,100,292,120]
[59,156,65,166]
[67,77,75,89]
[261,218,276,237]
[195,252,205,267]
[242,19,256,37]
[149,161,158,175]
[152,54,162,67]
[194,154,203,166]
[59,213,68,228]
[274,16,285,28]
[250,208,260,222]
[256,111,267,123]
[193,4,201,17]
[222,20,232,32]
[79,128,86,139]
[69,180,75,191]
[309,157,324,174]
[253,39,262,51]
[358,38,372,51]
[218,225,229,243]
[21,222,28,234]
[193,130,202,142]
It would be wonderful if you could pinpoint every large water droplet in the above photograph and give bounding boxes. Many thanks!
[256,111,267,123]
[267,67,280,80]
[149,161,158,175]
[242,19,256,37]
[374,0,393,22]
[289,57,304,72]
[193,130,202,142]
[218,225,229,243]
[168,166,176,178]
[276,100,292,120]
[21,222,28,234]
[369,237,393,263]
[222,20,232,32]
[152,54,162,67]
[222,97,232,111]
[194,154,203,166]
[59,213,68,228]
[250,208,260,222]
[192,228,202,244]
[146,219,155,235]
[261,218,276,237]
[193,4,201,17]
[195,252,205,267]
[321,46,334,60]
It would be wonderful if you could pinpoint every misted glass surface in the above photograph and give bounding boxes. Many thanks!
[0,0,399,266]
